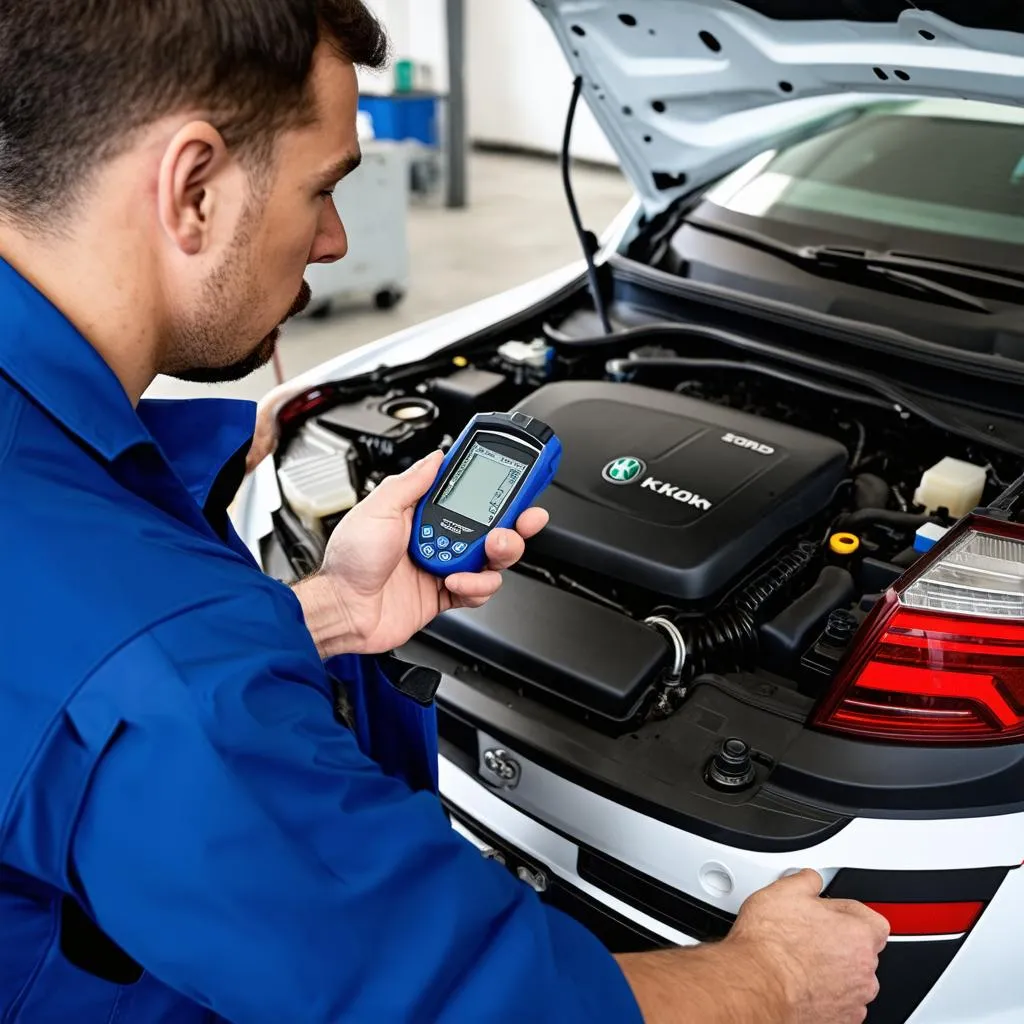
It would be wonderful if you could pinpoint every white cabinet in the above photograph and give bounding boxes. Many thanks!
[304,140,410,312]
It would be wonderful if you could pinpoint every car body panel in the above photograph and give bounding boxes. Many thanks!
[443,747,1023,1022]
[911,863,1024,1023]
[444,729,1024,901]
[534,0,1024,214]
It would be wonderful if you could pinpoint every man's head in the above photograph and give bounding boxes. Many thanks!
[0,1,387,390]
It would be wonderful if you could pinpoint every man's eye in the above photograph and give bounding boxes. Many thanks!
[319,188,335,200]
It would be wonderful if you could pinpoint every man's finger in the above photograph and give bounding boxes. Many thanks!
[445,571,502,602]
[376,450,444,510]
[485,528,526,571]
[772,868,825,896]
[829,900,891,945]
[515,507,549,540]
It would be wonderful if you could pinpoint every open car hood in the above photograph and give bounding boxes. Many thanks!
[535,1,1024,214]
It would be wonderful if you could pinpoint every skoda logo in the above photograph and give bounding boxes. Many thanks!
[603,456,646,485]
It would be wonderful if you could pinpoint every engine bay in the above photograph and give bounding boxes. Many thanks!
[267,318,1022,733]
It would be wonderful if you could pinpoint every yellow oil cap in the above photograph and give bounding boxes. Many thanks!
[829,532,860,556]
[452,355,469,368]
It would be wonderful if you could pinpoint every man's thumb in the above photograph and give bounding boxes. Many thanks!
[384,449,445,509]
[775,868,825,896]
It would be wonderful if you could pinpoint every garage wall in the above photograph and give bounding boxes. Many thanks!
[360,0,615,164]
[467,0,616,164]
[358,0,449,93]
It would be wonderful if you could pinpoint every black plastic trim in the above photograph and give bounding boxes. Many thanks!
[577,848,734,941]
[425,630,1024,828]
[824,866,1017,1021]
[826,865,1012,904]
[415,641,851,853]
[426,571,670,723]
[868,939,964,1024]
[775,727,1024,816]
[444,804,666,955]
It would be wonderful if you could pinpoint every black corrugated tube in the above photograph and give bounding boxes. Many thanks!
[673,542,819,677]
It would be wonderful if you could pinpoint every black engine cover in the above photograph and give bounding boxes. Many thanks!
[514,381,847,600]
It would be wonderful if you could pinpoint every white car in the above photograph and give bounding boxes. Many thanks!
[236,4,1024,1021]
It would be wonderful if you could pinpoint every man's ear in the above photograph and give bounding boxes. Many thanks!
[157,121,233,256]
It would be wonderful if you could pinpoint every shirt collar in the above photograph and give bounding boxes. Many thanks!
[0,256,151,460]
[136,397,256,511]
[0,257,257,510]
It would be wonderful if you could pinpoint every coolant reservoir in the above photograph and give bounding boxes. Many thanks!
[278,422,358,533]
[913,457,987,518]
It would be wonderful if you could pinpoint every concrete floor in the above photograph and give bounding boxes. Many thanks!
[147,153,631,403]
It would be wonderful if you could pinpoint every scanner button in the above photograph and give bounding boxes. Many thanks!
[438,550,453,563]
[436,536,450,549]
[452,541,467,554]
[420,525,434,539]
[420,545,436,559]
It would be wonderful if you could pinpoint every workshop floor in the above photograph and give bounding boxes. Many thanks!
[147,152,631,403]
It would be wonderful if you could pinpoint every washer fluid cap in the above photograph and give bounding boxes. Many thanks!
[829,532,860,556]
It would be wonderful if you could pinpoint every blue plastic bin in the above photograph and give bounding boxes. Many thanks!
[359,95,439,146]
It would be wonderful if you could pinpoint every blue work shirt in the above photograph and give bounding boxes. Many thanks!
[0,258,641,1023]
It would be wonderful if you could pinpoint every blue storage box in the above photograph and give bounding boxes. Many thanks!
[359,95,439,146]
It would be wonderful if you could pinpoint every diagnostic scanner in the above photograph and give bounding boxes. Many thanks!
[411,411,561,576]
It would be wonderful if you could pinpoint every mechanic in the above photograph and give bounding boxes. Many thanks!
[0,2,888,1021]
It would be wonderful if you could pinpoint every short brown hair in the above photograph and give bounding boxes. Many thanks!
[0,1,388,229]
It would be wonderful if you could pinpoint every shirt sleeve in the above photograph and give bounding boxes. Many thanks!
[65,590,642,1024]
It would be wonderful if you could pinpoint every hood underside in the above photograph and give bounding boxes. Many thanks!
[534,0,1024,214]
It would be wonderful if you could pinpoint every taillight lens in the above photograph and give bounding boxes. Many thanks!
[863,901,985,936]
[814,518,1024,744]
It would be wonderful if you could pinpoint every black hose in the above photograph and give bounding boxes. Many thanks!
[735,543,819,617]
[611,354,895,412]
[837,507,937,532]
[683,609,758,676]
[853,474,891,510]
[673,542,818,678]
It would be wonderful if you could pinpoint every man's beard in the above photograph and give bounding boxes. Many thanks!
[171,278,313,385]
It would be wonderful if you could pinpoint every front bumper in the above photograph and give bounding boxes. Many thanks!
[439,748,1021,1023]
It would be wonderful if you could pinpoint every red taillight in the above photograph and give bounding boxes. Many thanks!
[864,901,985,936]
[278,384,345,428]
[815,517,1024,744]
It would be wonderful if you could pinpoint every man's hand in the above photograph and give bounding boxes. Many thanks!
[294,450,548,658]
[727,869,889,1022]
[615,870,888,1024]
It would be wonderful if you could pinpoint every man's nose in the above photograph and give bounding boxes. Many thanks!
[308,197,348,265]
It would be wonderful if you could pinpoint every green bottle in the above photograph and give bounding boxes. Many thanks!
[395,58,415,94]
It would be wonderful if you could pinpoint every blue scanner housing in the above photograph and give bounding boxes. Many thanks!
[411,410,561,576]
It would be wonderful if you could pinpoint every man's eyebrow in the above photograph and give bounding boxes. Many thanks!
[318,150,362,185]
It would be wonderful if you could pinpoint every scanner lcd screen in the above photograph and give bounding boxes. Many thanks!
[437,443,528,526]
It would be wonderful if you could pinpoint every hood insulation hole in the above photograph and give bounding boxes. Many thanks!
[699,30,722,52]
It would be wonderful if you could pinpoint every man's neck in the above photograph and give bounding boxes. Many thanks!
[0,222,160,406]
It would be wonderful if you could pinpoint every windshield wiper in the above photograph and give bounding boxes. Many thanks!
[686,220,993,314]
[806,246,1024,306]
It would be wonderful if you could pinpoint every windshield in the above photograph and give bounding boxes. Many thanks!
[702,100,1024,259]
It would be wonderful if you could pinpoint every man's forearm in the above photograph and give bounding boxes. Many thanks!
[616,941,786,1024]
[291,574,357,660]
